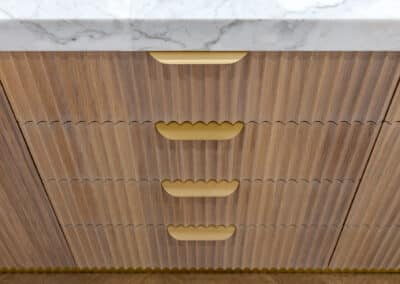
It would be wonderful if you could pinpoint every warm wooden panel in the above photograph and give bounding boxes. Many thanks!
[330,124,400,269]
[1,52,399,122]
[386,81,400,120]
[0,85,74,268]
[330,227,400,269]
[2,274,400,284]
[63,225,339,269]
[340,124,400,227]
[46,180,354,227]
[20,121,377,180]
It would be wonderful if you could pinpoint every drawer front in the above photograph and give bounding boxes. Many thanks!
[2,52,399,122]
[329,124,400,269]
[21,121,378,180]
[46,179,355,227]
[330,226,400,269]
[63,225,339,269]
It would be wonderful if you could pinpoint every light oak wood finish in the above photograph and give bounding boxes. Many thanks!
[0,85,74,267]
[343,124,400,228]
[2,273,400,284]
[0,51,399,270]
[1,52,399,123]
[45,180,354,227]
[331,226,400,269]
[386,80,400,120]
[63,224,339,268]
[330,123,400,269]
[21,121,377,180]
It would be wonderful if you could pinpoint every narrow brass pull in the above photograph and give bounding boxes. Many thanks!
[162,180,239,197]
[167,225,235,241]
[149,51,247,65]
[155,122,244,141]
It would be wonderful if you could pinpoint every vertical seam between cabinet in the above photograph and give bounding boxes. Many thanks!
[0,80,77,266]
[327,72,400,266]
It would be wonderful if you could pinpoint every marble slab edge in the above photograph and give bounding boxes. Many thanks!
[1,19,400,51]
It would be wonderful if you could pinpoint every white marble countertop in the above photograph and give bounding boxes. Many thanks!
[1,0,400,51]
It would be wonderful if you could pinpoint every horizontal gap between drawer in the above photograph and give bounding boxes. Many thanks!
[45,177,358,184]
[19,120,383,126]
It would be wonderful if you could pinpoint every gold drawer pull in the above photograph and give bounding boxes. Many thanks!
[155,122,244,141]
[162,180,239,197]
[167,225,235,241]
[149,51,247,65]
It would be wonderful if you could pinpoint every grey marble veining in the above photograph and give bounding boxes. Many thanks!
[0,0,399,51]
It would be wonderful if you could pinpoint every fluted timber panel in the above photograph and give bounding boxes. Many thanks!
[1,52,399,122]
[344,125,400,227]
[330,226,400,269]
[330,124,400,269]
[63,225,339,269]
[46,180,354,227]
[386,80,400,120]
[20,122,377,181]
[0,85,74,268]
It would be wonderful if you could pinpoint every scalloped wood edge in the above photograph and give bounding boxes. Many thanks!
[155,122,244,140]
[149,51,247,65]
[167,225,236,241]
[162,180,239,197]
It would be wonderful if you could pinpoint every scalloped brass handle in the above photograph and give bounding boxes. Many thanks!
[149,51,247,65]
[155,122,244,141]
[167,225,235,241]
[162,180,239,197]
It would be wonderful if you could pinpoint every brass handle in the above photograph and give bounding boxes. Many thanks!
[162,180,239,197]
[155,122,244,141]
[149,51,247,65]
[167,225,235,241]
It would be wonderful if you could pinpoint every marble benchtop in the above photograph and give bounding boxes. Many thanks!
[0,0,399,51]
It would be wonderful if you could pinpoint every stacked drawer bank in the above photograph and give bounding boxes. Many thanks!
[0,51,400,269]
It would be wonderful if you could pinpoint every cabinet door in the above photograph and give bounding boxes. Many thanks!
[330,87,400,269]
[0,85,74,268]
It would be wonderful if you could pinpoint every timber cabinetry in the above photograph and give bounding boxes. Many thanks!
[0,52,399,122]
[330,86,400,269]
[0,84,74,268]
[0,52,399,270]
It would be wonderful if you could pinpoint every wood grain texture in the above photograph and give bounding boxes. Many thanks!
[63,225,339,269]
[331,227,400,269]
[344,124,400,227]
[1,52,399,122]
[2,273,400,284]
[20,121,378,180]
[46,179,355,227]
[330,124,400,269]
[386,79,400,121]
[0,85,75,268]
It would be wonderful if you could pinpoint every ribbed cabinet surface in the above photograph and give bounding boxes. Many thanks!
[0,52,400,270]
[0,84,75,268]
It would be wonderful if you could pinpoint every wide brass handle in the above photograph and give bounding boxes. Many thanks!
[162,180,239,197]
[167,225,236,241]
[149,51,247,64]
[155,122,244,141]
